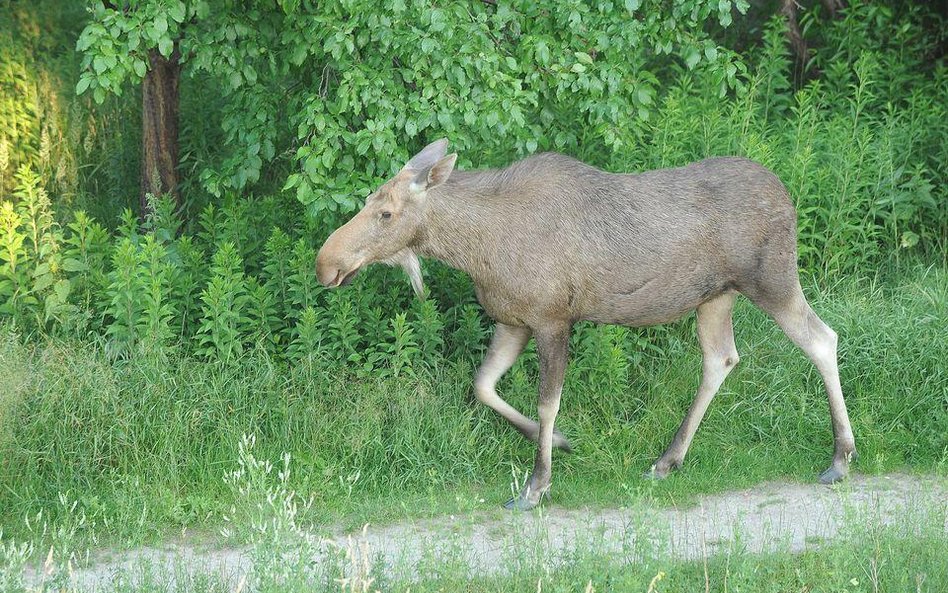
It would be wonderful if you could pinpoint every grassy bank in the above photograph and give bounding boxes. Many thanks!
[1,263,946,543]
[404,515,948,593]
[4,470,946,592]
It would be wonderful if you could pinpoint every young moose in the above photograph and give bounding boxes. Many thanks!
[316,139,856,511]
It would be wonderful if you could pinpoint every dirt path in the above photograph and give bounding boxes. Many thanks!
[23,473,948,589]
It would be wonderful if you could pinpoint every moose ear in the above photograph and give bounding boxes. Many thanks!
[404,138,449,172]
[410,153,457,193]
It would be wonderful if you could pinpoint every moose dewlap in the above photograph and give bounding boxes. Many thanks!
[316,138,856,511]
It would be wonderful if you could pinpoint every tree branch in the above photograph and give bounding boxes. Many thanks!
[780,0,809,72]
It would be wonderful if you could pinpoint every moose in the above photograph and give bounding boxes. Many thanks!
[316,139,856,511]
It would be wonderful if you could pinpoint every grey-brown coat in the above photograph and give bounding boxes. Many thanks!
[317,139,856,510]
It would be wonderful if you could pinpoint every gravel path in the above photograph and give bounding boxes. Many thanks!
[21,473,948,590]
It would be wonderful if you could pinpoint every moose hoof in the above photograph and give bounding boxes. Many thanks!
[553,430,573,454]
[819,449,856,484]
[818,465,848,484]
[503,496,538,511]
[502,489,550,512]
[644,459,681,481]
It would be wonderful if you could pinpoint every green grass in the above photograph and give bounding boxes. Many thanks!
[401,522,948,593]
[0,263,946,545]
[4,477,946,593]
[400,504,948,593]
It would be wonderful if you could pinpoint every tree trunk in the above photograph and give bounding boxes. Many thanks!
[780,0,810,82]
[821,0,845,18]
[141,47,181,218]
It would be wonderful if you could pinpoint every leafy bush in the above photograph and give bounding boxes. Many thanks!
[0,1,942,377]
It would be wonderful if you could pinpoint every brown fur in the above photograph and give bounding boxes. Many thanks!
[317,139,856,510]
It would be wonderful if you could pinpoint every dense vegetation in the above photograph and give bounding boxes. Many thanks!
[0,0,945,562]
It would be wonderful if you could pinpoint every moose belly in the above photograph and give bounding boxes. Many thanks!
[583,269,727,327]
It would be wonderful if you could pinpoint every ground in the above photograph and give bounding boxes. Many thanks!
[21,472,948,591]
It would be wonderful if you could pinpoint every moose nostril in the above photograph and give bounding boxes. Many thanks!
[315,257,338,287]
[319,268,339,287]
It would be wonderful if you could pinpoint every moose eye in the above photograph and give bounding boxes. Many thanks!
[380,211,392,220]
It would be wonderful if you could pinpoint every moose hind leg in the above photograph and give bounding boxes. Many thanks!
[759,285,855,483]
[475,324,572,452]
[651,291,740,479]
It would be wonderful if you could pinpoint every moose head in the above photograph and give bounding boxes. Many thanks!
[316,138,457,298]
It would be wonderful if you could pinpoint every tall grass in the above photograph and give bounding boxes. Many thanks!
[2,430,946,592]
[1,264,945,542]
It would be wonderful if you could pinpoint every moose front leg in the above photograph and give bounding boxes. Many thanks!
[475,323,573,452]
[504,324,570,511]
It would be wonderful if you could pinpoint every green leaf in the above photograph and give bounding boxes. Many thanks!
[505,56,518,70]
[303,153,321,178]
[53,279,72,301]
[685,48,700,70]
[169,1,186,24]
[76,75,92,95]
[536,41,550,65]
[158,37,174,58]
[76,31,94,52]
[62,258,89,273]
[291,43,308,66]
[574,52,593,65]
[133,59,147,78]
[282,173,301,191]
[571,63,587,74]
[242,64,257,84]
[900,231,919,249]
[93,55,109,75]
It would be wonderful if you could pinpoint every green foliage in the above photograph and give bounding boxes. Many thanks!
[1,266,945,544]
[0,0,944,365]
[286,238,319,320]
[451,304,487,363]
[381,312,420,379]
[245,276,281,350]
[0,2,89,198]
[169,234,205,338]
[103,238,143,358]
[195,242,250,362]
[76,0,203,103]
[411,297,445,368]
[261,227,293,324]
[62,210,110,324]
[141,193,181,243]
[76,0,753,215]
[196,202,222,247]
[137,235,176,353]
[569,323,631,398]
[323,289,361,366]
[0,201,28,317]
[7,165,75,328]
[287,305,320,363]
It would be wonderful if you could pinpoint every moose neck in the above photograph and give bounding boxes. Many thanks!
[413,170,497,278]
